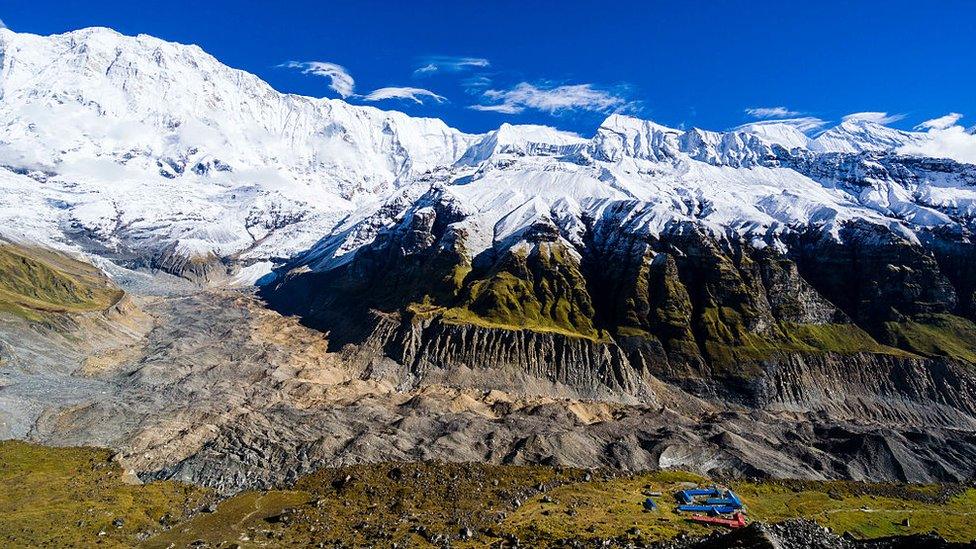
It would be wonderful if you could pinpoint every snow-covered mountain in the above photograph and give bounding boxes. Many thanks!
[809,119,929,153]
[0,26,475,280]
[0,26,974,284]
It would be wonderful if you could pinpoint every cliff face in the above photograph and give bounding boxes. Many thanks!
[263,189,976,427]
[379,315,648,402]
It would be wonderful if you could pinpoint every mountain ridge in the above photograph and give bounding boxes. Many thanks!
[1,26,973,286]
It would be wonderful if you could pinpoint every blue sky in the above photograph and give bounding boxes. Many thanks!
[3,1,975,135]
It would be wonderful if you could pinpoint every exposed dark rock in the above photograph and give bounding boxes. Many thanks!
[265,208,976,417]
[651,519,975,549]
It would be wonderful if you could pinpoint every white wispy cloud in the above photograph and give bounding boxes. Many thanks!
[915,112,963,131]
[0,18,6,29]
[842,111,905,125]
[414,56,490,76]
[361,87,446,104]
[469,83,628,115]
[462,75,493,89]
[281,61,355,98]
[900,113,976,164]
[469,103,523,114]
[745,106,803,119]
[281,61,448,104]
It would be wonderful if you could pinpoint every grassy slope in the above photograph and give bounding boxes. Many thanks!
[735,480,976,540]
[0,441,210,549]
[0,242,123,320]
[2,442,973,548]
[507,474,976,545]
[104,465,976,547]
[408,242,607,341]
[883,312,976,363]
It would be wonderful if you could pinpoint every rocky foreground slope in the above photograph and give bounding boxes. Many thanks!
[3,441,975,548]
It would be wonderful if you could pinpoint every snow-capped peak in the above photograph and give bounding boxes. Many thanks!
[599,113,679,134]
[735,120,813,150]
[810,119,927,154]
[0,26,477,197]
[0,26,486,280]
[589,114,683,162]
[457,123,585,165]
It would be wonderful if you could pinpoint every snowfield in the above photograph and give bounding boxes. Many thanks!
[1,26,974,282]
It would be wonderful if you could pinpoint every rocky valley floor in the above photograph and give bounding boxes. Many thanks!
[2,282,976,494]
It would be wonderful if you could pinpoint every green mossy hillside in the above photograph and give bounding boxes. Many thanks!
[698,306,905,369]
[0,243,123,319]
[882,312,976,363]
[437,241,603,340]
[4,441,974,548]
[594,236,909,374]
[605,251,702,360]
[270,214,976,369]
[410,234,971,369]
